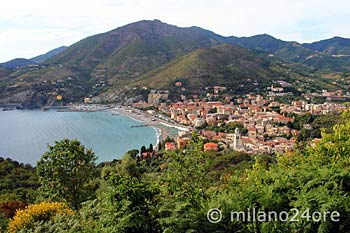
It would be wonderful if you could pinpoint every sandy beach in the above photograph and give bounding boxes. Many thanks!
[108,106,191,149]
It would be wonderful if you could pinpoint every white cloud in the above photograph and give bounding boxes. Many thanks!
[0,0,350,62]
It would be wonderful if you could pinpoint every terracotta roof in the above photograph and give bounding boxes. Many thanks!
[204,142,218,148]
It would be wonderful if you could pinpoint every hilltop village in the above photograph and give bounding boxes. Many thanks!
[130,82,347,155]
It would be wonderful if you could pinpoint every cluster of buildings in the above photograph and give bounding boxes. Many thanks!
[132,84,347,154]
[162,99,297,154]
[282,100,347,115]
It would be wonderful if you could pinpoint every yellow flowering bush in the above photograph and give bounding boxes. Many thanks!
[8,201,73,233]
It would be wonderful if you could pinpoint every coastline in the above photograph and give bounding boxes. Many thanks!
[107,106,190,150]
[3,104,189,152]
[108,107,163,149]
[0,108,160,165]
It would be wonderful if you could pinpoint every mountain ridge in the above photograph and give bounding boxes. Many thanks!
[0,58,37,69]
[1,19,349,108]
[0,46,68,68]
[31,46,68,63]
[302,36,350,55]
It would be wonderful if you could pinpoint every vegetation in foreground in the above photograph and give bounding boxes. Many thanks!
[1,112,350,232]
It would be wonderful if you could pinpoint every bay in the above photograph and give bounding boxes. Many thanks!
[0,110,157,165]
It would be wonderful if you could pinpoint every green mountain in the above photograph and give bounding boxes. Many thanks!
[227,34,314,62]
[1,46,68,69]
[31,46,68,63]
[133,44,305,91]
[302,36,350,55]
[0,64,92,108]
[47,20,227,85]
[0,58,37,69]
[227,34,350,72]
[0,67,10,79]
[1,20,230,107]
[0,20,349,108]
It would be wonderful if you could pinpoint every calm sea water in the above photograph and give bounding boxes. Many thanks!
[0,110,156,165]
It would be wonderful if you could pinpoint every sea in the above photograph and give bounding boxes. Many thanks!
[0,109,157,165]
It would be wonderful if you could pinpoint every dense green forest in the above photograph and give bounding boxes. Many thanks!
[1,112,350,232]
[0,158,38,203]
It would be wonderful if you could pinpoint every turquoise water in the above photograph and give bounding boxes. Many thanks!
[0,110,157,165]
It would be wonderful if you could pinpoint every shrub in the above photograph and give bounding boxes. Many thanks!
[8,201,73,233]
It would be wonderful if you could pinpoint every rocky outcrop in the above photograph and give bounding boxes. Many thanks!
[0,91,60,109]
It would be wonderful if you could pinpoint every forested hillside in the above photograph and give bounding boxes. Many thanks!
[1,20,349,108]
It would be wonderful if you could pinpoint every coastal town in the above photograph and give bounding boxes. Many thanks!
[2,8,350,232]
[27,79,347,156]
[124,82,348,155]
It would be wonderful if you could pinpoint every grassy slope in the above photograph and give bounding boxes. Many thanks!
[132,44,310,90]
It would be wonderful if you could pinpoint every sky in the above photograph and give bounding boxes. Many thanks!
[1,0,350,62]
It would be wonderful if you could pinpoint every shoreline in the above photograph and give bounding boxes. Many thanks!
[1,104,190,151]
[107,106,191,150]
[108,107,165,150]
[0,106,164,165]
